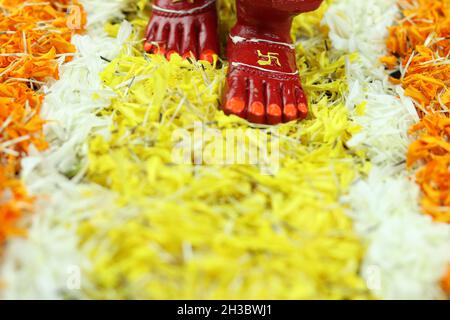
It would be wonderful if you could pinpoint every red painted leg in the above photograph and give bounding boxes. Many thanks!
[144,0,219,62]
[222,0,323,125]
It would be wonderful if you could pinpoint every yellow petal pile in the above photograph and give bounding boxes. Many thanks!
[78,1,372,299]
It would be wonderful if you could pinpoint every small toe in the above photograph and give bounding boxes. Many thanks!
[198,17,219,61]
[266,81,283,125]
[295,86,308,119]
[181,22,198,58]
[166,50,178,60]
[248,101,265,124]
[199,50,218,64]
[151,23,170,55]
[282,84,298,123]
[145,20,158,41]
[144,22,159,53]
[247,79,266,124]
[167,23,182,54]
[144,41,156,53]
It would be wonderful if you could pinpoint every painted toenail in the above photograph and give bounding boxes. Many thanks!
[298,102,308,116]
[144,42,154,53]
[268,104,282,117]
[248,102,265,123]
[200,50,217,64]
[182,51,195,60]
[284,104,298,119]
[225,97,245,114]
[156,49,166,56]
[249,102,265,116]
[166,50,178,60]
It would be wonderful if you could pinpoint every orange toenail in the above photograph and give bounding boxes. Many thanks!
[200,50,217,64]
[249,102,265,116]
[248,102,265,123]
[155,47,166,55]
[166,50,178,60]
[298,102,308,114]
[182,51,194,60]
[144,42,154,53]
[284,104,298,119]
[298,102,308,118]
[268,104,282,117]
[267,104,282,125]
[225,97,245,114]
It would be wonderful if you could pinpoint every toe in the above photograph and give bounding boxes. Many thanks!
[223,75,247,118]
[181,22,197,58]
[282,84,298,123]
[199,50,218,64]
[156,22,170,42]
[266,81,283,125]
[145,18,158,41]
[248,101,265,124]
[295,86,308,119]
[182,51,195,60]
[197,16,219,63]
[144,22,159,53]
[166,50,178,60]
[155,45,167,56]
[152,23,170,55]
[166,23,182,56]
[144,41,156,53]
[247,79,266,124]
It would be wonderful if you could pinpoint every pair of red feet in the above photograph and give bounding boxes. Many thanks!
[145,0,323,125]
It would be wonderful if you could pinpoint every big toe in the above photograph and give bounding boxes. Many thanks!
[223,74,247,118]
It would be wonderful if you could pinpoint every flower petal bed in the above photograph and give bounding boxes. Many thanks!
[0,0,448,300]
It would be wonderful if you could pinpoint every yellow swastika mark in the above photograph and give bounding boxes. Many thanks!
[257,50,282,67]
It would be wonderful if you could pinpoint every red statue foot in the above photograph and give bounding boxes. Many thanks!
[222,0,323,124]
[144,0,220,63]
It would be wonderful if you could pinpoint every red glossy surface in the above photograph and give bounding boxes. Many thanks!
[144,0,323,124]
[144,0,219,59]
[223,0,322,124]
[223,39,308,124]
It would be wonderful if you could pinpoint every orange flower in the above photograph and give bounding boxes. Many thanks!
[0,0,86,248]
[384,0,450,221]
[443,267,450,296]
[383,0,450,292]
